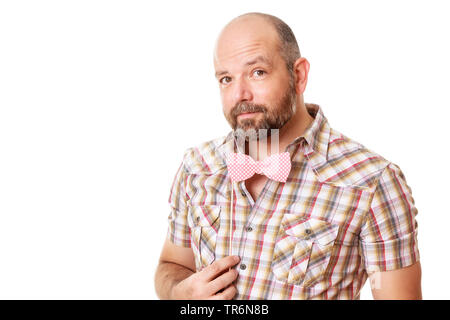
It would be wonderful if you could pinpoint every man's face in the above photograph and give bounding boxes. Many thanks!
[214,18,296,140]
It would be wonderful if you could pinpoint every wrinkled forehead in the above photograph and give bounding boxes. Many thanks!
[213,18,280,70]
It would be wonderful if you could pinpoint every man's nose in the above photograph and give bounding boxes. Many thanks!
[232,77,253,104]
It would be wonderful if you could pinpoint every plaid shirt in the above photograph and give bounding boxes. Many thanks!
[167,103,420,300]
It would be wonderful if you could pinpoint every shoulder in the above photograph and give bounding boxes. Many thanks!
[325,127,393,189]
[181,135,229,175]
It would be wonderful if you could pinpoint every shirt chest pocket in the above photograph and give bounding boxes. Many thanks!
[272,214,339,287]
[187,205,221,271]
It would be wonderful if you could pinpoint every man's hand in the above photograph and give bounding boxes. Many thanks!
[171,255,240,300]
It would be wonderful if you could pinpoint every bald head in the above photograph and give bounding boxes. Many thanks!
[214,12,301,75]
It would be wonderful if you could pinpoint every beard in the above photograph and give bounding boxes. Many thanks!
[225,78,297,142]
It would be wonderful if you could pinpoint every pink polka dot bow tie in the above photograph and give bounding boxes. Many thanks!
[225,152,292,182]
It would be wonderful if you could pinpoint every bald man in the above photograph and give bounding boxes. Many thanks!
[154,12,422,300]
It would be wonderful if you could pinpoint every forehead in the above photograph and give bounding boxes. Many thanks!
[213,17,281,72]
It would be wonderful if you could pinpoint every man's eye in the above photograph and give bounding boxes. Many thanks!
[253,70,266,77]
[220,76,231,84]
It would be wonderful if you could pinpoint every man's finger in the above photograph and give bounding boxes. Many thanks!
[208,284,237,300]
[202,255,240,281]
[207,268,239,295]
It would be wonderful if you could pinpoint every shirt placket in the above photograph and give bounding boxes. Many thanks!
[234,178,275,299]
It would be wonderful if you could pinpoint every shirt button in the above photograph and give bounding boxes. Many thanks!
[305,229,312,235]
[246,226,253,232]
[240,264,247,270]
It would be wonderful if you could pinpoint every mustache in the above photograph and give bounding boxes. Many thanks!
[230,103,267,118]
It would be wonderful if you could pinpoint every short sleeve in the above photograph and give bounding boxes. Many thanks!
[359,162,420,273]
[166,151,191,248]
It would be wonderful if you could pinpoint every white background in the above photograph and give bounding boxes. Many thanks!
[0,0,448,299]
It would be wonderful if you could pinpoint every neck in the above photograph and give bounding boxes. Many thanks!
[246,99,314,160]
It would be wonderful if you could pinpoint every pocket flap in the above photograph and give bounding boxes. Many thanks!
[188,205,221,231]
[282,215,339,246]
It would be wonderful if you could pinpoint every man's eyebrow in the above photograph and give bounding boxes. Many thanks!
[214,55,272,78]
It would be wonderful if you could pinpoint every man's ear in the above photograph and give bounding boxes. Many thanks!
[293,57,310,95]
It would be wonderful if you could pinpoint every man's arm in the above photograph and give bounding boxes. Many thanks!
[154,238,196,299]
[369,261,422,300]
[154,238,240,299]
[359,163,421,300]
